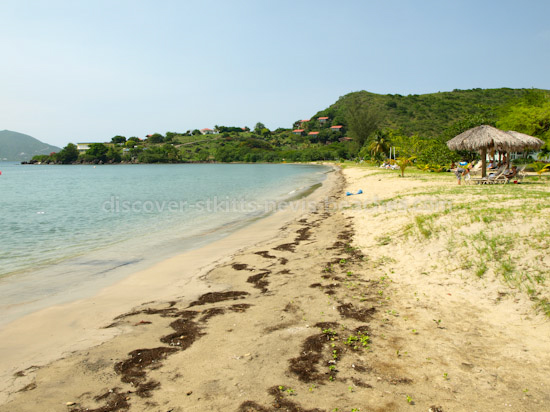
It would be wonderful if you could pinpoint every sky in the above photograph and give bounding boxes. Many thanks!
[1,0,550,147]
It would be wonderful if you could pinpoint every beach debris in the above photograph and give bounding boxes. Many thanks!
[254,250,276,259]
[346,189,363,196]
[65,401,76,406]
[134,320,152,326]
[188,291,249,307]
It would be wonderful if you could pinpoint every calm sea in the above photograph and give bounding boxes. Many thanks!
[0,162,329,325]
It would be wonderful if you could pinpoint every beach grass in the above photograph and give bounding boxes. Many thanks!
[344,163,550,317]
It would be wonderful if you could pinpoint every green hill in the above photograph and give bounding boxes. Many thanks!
[0,130,61,161]
[310,88,548,138]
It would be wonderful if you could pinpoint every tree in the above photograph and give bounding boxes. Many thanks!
[367,130,391,158]
[530,161,550,179]
[57,143,79,164]
[165,132,178,142]
[345,99,380,154]
[111,135,126,144]
[148,133,164,144]
[86,143,108,162]
[254,122,266,134]
[497,102,550,149]
[395,156,416,177]
[106,146,122,162]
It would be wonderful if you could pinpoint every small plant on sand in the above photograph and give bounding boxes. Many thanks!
[443,372,449,380]
[323,328,337,337]
[406,395,414,404]
[535,298,550,317]
[376,235,392,245]
[475,261,488,277]
[530,161,550,179]
[433,319,442,328]
[278,386,295,395]
[396,156,416,177]
[345,332,370,349]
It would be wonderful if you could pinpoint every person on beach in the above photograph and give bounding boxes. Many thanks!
[455,166,469,185]
[505,165,518,180]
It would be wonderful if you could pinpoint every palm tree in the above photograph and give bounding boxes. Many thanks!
[530,161,550,179]
[395,156,416,177]
[368,130,391,159]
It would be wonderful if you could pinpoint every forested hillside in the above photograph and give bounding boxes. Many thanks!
[312,88,544,138]
[31,88,550,168]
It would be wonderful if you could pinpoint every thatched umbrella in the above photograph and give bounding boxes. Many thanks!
[447,125,525,177]
[505,131,545,151]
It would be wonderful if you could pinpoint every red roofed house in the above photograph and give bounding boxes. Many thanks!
[339,137,353,142]
[308,131,319,136]
[292,129,305,136]
[330,125,344,132]
[201,128,215,135]
[318,116,329,124]
[300,119,310,127]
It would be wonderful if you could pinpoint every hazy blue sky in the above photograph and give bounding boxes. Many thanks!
[2,0,549,147]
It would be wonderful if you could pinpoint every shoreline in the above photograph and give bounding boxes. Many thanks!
[0,163,331,327]
[2,164,549,411]
[0,164,341,404]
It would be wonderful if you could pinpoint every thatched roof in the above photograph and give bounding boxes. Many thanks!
[505,131,545,150]
[446,125,526,152]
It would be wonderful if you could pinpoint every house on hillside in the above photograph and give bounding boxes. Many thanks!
[76,142,114,154]
[76,143,95,154]
[318,117,329,124]
[300,119,310,127]
[201,128,215,135]
[308,131,319,137]
[292,129,305,136]
[330,125,343,132]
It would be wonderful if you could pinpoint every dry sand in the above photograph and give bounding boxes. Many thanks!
[1,165,549,412]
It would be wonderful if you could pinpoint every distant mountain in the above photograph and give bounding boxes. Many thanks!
[0,130,61,161]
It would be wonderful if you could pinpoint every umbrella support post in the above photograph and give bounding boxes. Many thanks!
[481,148,487,178]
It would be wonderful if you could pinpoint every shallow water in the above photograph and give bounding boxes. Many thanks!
[0,162,329,325]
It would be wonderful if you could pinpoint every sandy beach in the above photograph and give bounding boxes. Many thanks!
[1,164,550,412]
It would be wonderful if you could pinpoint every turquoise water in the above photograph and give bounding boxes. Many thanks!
[0,162,329,324]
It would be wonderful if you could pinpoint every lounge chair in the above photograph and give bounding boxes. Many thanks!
[468,161,483,177]
[470,165,506,185]
[503,164,527,184]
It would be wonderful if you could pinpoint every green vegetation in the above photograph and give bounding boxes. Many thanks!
[26,88,550,165]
